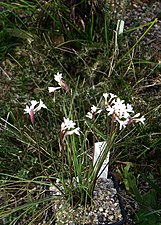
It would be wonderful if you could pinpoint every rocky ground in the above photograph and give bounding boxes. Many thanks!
[125,0,161,61]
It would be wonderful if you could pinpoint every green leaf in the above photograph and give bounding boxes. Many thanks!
[136,208,160,225]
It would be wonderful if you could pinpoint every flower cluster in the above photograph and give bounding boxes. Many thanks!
[24,73,79,139]
[86,93,145,130]
[24,72,145,136]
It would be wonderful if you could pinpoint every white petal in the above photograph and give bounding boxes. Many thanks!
[66,127,80,136]
[39,99,47,109]
[30,100,39,109]
[139,116,145,124]
[106,106,114,115]
[109,93,117,99]
[103,93,109,100]
[73,127,80,135]
[133,113,141,118]
[134,115,145,124]
[35,99,47,112]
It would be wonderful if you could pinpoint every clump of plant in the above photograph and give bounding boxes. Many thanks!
[1,71,145,215]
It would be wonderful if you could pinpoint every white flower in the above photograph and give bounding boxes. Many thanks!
[54,72,63,84]
[103,93,108,99]
[61,117,76,131]
[52,72,70,94]
[103,93,109,103]
[113,98,125,108]
[24,99,47,114]
[91,105,98,113]
[103,93,117,105]
[139,116,146,124]
[132,114,145,124]
[116,118,128,130]
[24,100,39,114]
[106,105,115,116]
[86,105,102,119]
[106,97,133,120]
[86,112,93,119]
[88,92,145,130]
[24,99,47,125]
[61,117,80,139]
[48,86,61,93]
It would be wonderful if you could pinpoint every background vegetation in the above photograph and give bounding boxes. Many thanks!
[0,0,160,224]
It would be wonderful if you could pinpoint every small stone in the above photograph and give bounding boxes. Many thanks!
[108,215,114,221]
[105,209,109,214]
[114,202,119,207]
[99,207,104,212]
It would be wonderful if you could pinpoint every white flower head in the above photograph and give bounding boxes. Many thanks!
[107,97,132,120]
[61,117,76,131]
[61,117,80,139]
[86,112,93,119]
[48,86,61,93]
[54,72,63,84]
[109,93,117,100]
[106,105,115,116]
[53,72,70,94]
[103,93,109,102]
[24,99,47,125]
[24,99,47,115]
[116,118,128,130]
[87,92,145,130]
[24,100,39,114]
[132,114,145,124]
[138,116,146,124]
[91,105,98,113]
[103,93,117,106]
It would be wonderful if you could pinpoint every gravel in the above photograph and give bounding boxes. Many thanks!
[49,177,125,225]
[124,0,161,61]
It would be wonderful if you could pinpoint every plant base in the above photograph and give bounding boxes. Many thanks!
[50,173,126,224]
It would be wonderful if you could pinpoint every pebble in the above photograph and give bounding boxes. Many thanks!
[109,215,114,221]
[98,207,104,212]
[50,177,124,224]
